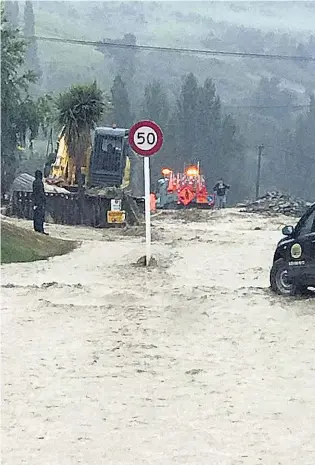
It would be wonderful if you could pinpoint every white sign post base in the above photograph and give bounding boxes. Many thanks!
[144,156,151,266]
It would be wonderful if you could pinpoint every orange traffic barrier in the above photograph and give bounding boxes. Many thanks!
[178,186,195,206]
[167,173,174,192]
[150,193,156,212]
[196,194,208,204]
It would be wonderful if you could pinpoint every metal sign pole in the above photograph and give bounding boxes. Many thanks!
[128,120,163,267]
[144,156,151,265]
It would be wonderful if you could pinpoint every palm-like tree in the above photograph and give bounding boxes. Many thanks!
[56,81,105,189]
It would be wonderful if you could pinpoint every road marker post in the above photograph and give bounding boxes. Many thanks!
[129,120,164,266]
[144,156,151,263]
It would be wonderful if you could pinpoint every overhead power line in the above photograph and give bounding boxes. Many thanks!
[225,104,309,109]
[26,35,315,62]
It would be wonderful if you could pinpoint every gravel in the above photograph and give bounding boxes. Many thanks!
[239,191,313,217]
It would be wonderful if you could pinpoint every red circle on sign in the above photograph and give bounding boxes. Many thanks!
[129,120,163,157]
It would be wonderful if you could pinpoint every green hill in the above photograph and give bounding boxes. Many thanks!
[29,1,314,104]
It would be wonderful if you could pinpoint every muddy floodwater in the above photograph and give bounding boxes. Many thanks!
[1,209,315,465]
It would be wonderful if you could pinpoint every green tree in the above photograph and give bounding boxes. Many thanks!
[1,11,37,192]
[219,114,247,200]
[97,33,137,88]
[174,73,247,201]
[176,73,199,166]
[23,1,41,81]
[56,81,105,191]
[252,77,296,125]
[16,98,40,147]
[288,94,315,199]
[141,80,170,179]
[36,94,56,137]
[197,78,221,176]
[142,80,169,125]
[219,115,238,176]
[3,0,19,27]
[14,94,55,150]
[110,75,132,128]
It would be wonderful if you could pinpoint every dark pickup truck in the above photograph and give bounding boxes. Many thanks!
[270,203,315,296]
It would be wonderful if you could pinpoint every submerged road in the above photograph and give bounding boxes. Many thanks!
[2,209,315,465]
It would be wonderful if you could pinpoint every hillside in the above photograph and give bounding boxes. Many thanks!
[3,1,314,202]
[29,1,315,105]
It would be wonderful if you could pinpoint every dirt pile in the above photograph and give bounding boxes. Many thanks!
[154,208,212,223]
[240,191,312,217]
[102,224,163,242]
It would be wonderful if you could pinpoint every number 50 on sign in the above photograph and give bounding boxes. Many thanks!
[129,120,163,157]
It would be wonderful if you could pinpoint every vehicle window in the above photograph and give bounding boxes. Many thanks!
[296,209,315,236]
[90,136,122,172]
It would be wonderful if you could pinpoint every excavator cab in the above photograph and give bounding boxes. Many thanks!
[89,127,130,188]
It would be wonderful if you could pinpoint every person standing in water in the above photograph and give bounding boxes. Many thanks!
[32,170,48,234]
[213,178,230,209]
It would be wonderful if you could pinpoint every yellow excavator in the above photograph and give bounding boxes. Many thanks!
[45,125,142,195]
[10,126,144,228]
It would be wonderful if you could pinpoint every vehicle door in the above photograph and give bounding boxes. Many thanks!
[291,207,315,273]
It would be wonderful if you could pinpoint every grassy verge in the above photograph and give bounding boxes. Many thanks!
[1,221,77,264]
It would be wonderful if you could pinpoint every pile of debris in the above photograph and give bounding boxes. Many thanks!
[239,191,312,217]
[11,173,70,194]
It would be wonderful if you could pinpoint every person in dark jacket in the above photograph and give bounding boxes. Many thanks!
[32,170,48,234]
[213,179,230,209]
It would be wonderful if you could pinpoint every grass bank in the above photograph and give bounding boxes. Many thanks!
[1,221,77,264]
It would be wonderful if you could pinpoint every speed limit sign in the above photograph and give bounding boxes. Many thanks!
[128,120,163,267]
[128,120,163,157]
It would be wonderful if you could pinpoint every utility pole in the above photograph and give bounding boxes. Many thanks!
[256,144,264,200]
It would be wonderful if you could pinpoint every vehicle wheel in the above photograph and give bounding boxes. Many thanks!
[270,258,297,296]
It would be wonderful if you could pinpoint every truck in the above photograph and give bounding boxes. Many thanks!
[270,203,315,296]
[156,164,215,209]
